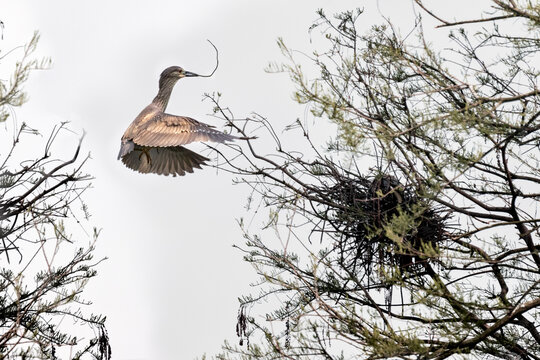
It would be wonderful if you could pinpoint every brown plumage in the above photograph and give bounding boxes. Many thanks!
[118,66,241,176]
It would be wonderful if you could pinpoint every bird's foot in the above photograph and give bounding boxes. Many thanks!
[138,147,152,166]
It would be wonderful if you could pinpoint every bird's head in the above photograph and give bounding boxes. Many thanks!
[160,66,199,80]
[158,66,199,91]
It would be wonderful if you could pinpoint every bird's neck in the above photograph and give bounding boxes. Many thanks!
[152,78,178,111]
[152,87,173,111]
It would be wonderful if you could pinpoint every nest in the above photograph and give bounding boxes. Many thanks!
[323,173,448,285]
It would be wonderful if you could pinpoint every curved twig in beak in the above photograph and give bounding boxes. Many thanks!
[197,40,219,78]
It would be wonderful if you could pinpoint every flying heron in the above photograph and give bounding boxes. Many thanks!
[118,65,245,176]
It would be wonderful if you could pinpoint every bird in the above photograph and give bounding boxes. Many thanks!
[118,66,244,176]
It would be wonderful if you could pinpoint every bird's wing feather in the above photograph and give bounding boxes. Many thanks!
[121,145,209,177]
[132,114,238,147]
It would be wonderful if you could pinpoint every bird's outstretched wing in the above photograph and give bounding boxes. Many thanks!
[132,114,238,147]
[121,145,209,176]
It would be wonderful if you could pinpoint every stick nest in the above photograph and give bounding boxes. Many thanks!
[323,173,449,284]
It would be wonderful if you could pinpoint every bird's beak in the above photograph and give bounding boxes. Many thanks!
[184,71,199,77]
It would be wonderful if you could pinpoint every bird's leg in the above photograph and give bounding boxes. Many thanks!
[138,147,152,166]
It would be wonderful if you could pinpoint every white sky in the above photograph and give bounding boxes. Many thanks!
[0,1,492,359]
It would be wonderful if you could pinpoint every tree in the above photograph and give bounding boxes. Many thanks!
[211,1,540,359]
[0,33,111,359]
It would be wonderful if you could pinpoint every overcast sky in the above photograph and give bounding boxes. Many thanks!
[1,1,491,359]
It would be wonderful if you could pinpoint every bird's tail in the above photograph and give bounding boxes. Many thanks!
[117,140,135,160]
